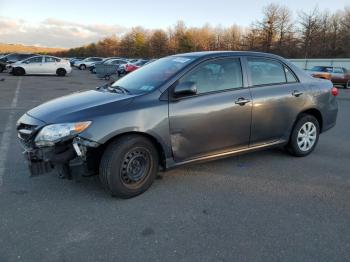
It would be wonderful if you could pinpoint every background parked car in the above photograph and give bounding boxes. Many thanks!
[74,57,103,70]
[144,59,157,65]
[11,55,72,76]
[308,66,350,88]
[95,58,128,79]
[89,57,125,73]
[0,53,36,72]
[119,59,149,75]
[69,57,85,66]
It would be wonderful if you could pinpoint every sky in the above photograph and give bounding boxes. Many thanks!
[0,0,349,48]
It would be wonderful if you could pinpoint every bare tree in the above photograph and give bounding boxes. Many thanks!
[55,5,350,59]
[298,7,321,58]
[149,30,169,57]
[276,6,293,55]
[340,7,350,56]
[259,3,281,51]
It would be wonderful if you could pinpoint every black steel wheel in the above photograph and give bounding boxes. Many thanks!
[99,135,159,198]
[120,147,151,188]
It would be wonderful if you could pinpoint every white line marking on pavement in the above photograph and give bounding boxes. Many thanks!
[0,78,22,189]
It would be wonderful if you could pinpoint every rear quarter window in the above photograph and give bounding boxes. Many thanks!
[285,66,298,83]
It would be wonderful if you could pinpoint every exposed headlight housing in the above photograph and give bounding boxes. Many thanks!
[35,121,91,147]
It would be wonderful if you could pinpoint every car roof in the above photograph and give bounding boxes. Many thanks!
[172,51,284,60]
[27,55,43,58]
[45,55,61,59]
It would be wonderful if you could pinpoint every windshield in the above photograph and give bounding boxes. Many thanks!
[111,56,194,94]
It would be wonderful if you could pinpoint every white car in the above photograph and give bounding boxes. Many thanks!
[11,55,72,76]
[74,57,103,70]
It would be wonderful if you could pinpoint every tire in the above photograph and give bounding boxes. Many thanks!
[79,64,86,70]
[344,80,350,89]
[104,75,110,81]
[287,114,320,157]
[13,67,25,76]
[99,135,159,198]
[56,68,66,76]
[0,66,4,73]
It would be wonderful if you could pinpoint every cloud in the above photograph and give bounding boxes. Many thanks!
[0,16,128,48]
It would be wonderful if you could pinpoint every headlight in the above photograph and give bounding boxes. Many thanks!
[35,121,91,147]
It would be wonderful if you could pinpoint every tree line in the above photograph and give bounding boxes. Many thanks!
[56,4,350,59]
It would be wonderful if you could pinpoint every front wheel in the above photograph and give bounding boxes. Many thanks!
[13,67,25,76]
[79,64,86,70]
[287,114,320,157]
[99,135,159,198]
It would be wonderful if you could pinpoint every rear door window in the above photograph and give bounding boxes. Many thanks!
[247,57,300,86]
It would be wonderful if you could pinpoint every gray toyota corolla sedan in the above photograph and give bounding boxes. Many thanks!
[17,51,338,198]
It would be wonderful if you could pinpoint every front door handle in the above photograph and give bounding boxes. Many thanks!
[292,90,303,97]
[235,97,250,105]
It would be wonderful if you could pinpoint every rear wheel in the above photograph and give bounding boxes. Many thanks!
[56,68,66,76]
[0,65,4,73]
[79,64,86,70]
[344,80,350,89]
[287,114,320,157]
[13,67,25,76]
[99,135,159,198]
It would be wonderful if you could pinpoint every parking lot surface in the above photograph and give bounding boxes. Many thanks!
[0,70,349,262]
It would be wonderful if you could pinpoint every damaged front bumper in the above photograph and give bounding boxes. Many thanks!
[17,114,100,178]
[22,136,100,178]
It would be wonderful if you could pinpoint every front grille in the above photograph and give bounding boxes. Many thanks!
[17,123,38,150]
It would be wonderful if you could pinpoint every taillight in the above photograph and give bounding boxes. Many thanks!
[331,87,338,96]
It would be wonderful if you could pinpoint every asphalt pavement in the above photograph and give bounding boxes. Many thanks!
[0,69,349,262]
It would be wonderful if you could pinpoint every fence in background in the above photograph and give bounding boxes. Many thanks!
[289,59,350,70]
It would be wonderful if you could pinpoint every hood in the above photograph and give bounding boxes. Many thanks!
[27,90,136,124]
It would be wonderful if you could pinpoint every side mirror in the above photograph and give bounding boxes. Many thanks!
[173,81,197,97]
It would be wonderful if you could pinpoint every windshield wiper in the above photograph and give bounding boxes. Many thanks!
[111,85,130,94]
[96,83,130,94]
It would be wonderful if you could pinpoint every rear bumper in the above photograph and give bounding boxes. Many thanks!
[321,102,338,133]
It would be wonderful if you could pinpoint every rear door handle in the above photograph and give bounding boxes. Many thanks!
[235,97,250,105]
[292,90,303,97]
